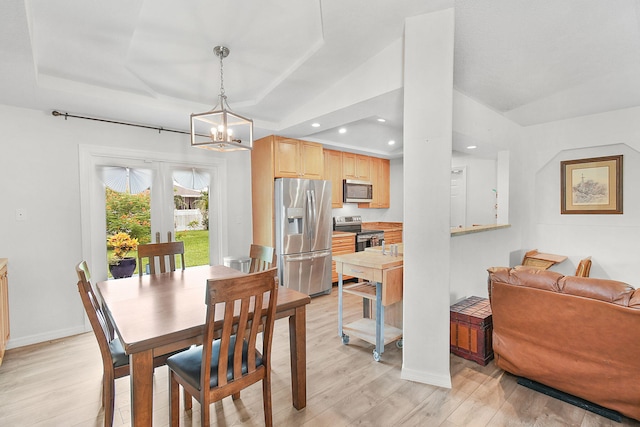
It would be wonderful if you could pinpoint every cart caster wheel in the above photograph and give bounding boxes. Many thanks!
[341,334,349,345]
[396,339,403,349]
[373,350,381,362]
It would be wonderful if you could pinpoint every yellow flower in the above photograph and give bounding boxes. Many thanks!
[107,232,139,261]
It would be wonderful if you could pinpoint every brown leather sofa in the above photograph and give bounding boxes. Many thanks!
[488,266,640,421]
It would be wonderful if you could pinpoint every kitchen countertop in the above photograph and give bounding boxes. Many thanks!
[450,224,511,236]
[366,243,404,255]
[333,250,403,269]
[358,223,510,237]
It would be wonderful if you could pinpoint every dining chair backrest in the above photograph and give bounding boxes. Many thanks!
[76,261,128,427]
[137,241,185,276]
[203,267,278,391]
[76,261,116,351]
[166,267,279,426]
[248,244,276,273]
[76,260,183,426]
[575,256,592,277]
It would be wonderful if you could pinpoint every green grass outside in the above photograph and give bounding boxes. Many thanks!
[107,230,209,277]
[175,229,209,267]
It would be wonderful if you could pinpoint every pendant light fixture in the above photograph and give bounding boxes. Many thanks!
[190,46,253,152]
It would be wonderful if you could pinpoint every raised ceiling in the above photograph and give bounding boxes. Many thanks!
[2,0,640,158]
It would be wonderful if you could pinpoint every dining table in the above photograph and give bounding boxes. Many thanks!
[96,264,311,427]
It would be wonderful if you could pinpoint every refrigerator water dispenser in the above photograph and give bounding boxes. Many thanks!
[286,207,304,235]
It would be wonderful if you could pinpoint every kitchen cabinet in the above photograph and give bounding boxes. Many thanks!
[342,152,371,181]
[251,135,324,247]
[331,232,355,283]
[274,137,323,179]
[323,149,343,208]
[383,230,402,244]
[359,157,390,209]
[0,259,9,367]
[363,222,403,244]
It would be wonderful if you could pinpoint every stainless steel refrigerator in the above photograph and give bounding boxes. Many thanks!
[275,178,332,296]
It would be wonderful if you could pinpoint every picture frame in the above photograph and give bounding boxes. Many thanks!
[560,155,622,214]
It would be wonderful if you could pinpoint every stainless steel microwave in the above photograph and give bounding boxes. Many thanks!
[343,179,373,203]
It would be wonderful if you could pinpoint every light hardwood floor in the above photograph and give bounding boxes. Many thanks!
[1,288,639,426]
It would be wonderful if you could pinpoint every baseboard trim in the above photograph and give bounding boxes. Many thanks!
[6,326,88,350]
[401,366,452,389]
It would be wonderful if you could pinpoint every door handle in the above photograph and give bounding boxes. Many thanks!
[309,189,316,236]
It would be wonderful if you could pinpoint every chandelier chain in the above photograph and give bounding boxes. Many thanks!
[219,49,226,99]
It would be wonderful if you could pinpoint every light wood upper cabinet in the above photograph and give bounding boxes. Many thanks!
[323,149,343,208]
[274,137,323,179]
[0,259,9,367]
[359,157,390,209]
[342,152,371,181]
[251,135,324,247]
[376,158,390,208]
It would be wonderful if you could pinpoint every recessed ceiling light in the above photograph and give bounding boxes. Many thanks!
[467,145,477,150]
[388,140,395,145]
[311,123,320,128]
[338,128,347,134]
[377,118,386,123]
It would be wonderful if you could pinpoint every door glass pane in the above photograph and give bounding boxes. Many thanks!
[103,167,152,277]
[173,170,210,267]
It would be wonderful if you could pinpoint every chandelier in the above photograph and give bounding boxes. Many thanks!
[190,46,253,152]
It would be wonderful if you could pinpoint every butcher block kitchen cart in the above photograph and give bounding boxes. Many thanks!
[334,251,403,361]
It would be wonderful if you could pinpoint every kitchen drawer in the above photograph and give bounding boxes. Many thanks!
[383,230,402,244]
[333,238,355,248]
[336,263,382,283]
[332,234,355,283]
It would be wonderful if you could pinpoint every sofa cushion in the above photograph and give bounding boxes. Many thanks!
[487,267,510,283]
[630,289,640,309]
[511,266,563,292]
[559,276,635,306]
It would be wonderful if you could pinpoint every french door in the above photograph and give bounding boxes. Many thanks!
[79,145,227,282]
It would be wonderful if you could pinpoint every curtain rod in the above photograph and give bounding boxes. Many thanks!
[51,110,190,136]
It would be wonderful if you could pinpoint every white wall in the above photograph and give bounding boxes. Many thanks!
[449,227,516,302]
[0,104,253,348]
[448,92,525,305]
[450,103,640,299]
[522,106,640,284]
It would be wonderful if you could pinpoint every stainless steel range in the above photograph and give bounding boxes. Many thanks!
[333,216,384,252]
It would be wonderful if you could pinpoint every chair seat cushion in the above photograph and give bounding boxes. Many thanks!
[166,336,263,391]
[109,337,129,368]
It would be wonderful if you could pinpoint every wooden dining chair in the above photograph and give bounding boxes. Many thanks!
[575,256,592,277]
[167,268,279,427]
[248,244,276,273]
[137,241,185,276]
[76,261,174,426]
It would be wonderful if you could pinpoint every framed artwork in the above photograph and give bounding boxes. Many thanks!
[560,155,622,214]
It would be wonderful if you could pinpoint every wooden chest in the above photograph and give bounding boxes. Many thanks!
[450,296,493,366]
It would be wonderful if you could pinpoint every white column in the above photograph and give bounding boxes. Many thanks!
[401,7,454,388]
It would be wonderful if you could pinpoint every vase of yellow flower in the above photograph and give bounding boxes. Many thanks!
[107,232,139,279]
